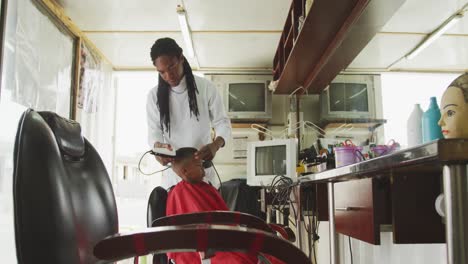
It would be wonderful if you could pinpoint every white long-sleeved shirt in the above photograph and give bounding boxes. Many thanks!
[146,75,232,189]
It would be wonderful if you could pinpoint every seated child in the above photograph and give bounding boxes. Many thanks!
[166,147,284,264]
[166,147,228,216]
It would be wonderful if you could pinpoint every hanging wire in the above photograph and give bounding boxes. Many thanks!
[137,150,171,175]
[288,86,308,97]
[250,123,276,139]
[267,175,299,227]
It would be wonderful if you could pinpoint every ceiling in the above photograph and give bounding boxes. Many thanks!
[57,0,290,71]
[348,0,468,72]
[57,0,468,73]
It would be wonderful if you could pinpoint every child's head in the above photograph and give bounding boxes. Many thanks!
[172,147,205,183]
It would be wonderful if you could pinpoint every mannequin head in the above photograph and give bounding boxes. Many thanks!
[438,73,468,138]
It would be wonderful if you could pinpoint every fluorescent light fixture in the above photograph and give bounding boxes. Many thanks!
[176,5,195,58]
[406,13,463,60]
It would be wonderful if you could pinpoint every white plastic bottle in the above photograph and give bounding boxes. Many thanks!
[407,104,423,147]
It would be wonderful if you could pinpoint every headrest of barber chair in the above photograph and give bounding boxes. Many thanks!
[38,111,85,158]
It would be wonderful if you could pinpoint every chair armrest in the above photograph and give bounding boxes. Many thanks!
[152,211,274,234]
[94,224,310,264]
[268,223,296,242]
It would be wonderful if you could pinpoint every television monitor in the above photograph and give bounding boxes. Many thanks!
[208,74,272,121]
[246,138,297,187]
[320,74,379,120]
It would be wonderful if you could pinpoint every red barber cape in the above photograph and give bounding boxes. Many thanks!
[166,181,284,264]
[166,181,229,215]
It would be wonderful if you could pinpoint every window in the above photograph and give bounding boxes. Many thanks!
[380,72,459,146]
[0,0,76,261]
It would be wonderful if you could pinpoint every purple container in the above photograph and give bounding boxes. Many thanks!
[371,144,399,157]
[371,145,390,157]
[334,146,363,167]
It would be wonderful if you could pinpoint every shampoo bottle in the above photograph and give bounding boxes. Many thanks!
[422,97,443,143]
[407,104,423,147]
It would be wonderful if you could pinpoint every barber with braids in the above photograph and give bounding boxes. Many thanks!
[146,38,231,190]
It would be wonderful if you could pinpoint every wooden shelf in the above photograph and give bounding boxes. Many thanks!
[283,27,294,49]
[272,0,406,94]
[319,118,387,132]
[284,29,294,61]
[231,122,268,129]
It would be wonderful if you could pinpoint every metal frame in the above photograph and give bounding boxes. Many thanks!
[443,164,468,264]
[328,182,339,264]
[94,224,311,263]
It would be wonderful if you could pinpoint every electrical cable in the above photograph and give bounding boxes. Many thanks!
[349,236,353,264]
[138,150,171,176]
[311,201,318,264]
[313,241,317,264]
[211,162,223,197]
[268,175,298,227]
[306,191,313,261]
[289,198,298,227]
[299,185,322,264]
[302,190,311,233]
[313,185,320,264]
[138,150,222,198]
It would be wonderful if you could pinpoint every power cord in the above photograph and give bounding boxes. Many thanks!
[210,162,223,197]
[313,187,320,264]
[268,175,299,227]
[349,236,353,264]
[138,150,171,176]
[302,186,321,263]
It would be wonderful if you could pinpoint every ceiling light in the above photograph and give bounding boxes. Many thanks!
[176,5,195,58]
[406,13,463,60]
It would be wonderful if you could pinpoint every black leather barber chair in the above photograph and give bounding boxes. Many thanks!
[14,109,118,264]
[147,187,169,264]
[220,178,263,218]
[14,109,309,264]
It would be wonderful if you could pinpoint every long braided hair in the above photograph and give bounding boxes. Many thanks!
[150,38,199,136]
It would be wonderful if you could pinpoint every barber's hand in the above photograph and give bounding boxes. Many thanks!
[154,142,174,166]
[195,142,220,161]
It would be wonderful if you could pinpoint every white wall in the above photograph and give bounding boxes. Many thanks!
[315,224,446,264]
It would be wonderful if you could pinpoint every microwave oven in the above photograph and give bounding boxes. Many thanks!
[320,74,379,120]
[208,74,272,122]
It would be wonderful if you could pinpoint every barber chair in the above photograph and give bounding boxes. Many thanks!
[220,178,263,218]
[13,109,309,264]
[147,187,169,264]
[146,186,296,263]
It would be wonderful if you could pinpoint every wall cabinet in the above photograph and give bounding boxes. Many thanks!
[334,178,392,244]
[333,167,444,245]
[272,0,406,94]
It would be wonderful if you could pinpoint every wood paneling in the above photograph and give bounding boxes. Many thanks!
[391,172,445,243]
[334,177,391,245]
